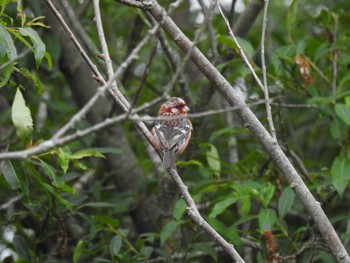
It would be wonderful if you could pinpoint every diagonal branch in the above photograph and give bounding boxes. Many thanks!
[260,0,276,139]
[168,167,245,263]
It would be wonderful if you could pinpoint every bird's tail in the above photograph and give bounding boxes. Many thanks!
[163,149,174,169]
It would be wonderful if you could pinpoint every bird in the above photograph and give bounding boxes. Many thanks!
[152,97,192,169]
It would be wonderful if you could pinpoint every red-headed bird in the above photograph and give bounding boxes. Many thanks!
[152,97,192,169]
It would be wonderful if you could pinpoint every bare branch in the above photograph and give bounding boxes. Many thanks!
[44,0,103,83]
[60,0,99,56]
[167,167,245,263]
[260,0,276,139]
[198,0,218,61]
[217,3,265,92]
[332,14,339,102]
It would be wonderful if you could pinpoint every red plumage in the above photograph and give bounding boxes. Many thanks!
[152,97,192,169]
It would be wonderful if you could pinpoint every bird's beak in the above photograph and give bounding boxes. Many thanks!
[183,106,190,112]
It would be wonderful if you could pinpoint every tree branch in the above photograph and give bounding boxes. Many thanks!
[260,0,276,139]
[167,168,245,263]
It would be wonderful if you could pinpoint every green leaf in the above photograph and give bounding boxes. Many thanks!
[44,51,52,69]
[0,1,12,15]
[191,242,217,261]
[19,27,45,68]
[173,199,187,221]
[233,214,259,227]
[11,88,33,141]
[160,220,182,247]
[13,234,31,261]
[110,235,122,257]
[232,183,251,215]
[226,227,242,248]
[278,187,295,218]
[0,61,14,88]
[0,24,17,60]
[176,159,203,167]
[345,96,350,108]
[209,197,236,218]
[1,160,20,190]
[94,215,120,228]
[140,246,153,259]
[19,68,44,94]
[81,147,122,155]
[154,249,172,262]
[207,218,227,236]
[82,202,117,208]
[258,208,277,231]
[335,103,350,126]
[259,183,275,207]
[73,240,86,263]
[286,0,298,39]
[330,119,348,140]
[308,90,350,104]
[43,183,73,211]
[209,127,244,143]
[1,160,29,199]
[65,149,105,160]
[58,149,70,174]
[331,157,350,197]
[40,160,64,187]
[206,144,221,177]
[58,149,106,173]
[216,35,254,58]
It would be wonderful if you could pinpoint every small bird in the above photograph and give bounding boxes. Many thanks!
[152,97,192,169]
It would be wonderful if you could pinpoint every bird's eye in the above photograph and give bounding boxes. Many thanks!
[176,103,184,108]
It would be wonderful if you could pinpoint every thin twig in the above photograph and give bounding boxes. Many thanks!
[126,33,160,118]
[93,0,127,108]
[217,2,276,139]
[52,25,157,139]
[217,3,263,92]
[271,102,318,109]
[260,0,276,139]
[44,0,103,83]
[60,0,99,57]
[168,168,245,263]
[198,0,218,61]
[332,14,338,102]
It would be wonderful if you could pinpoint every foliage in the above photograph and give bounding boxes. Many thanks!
[0,0,350,262]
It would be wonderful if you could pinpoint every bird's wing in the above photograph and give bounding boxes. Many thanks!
[154,120,191,150]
